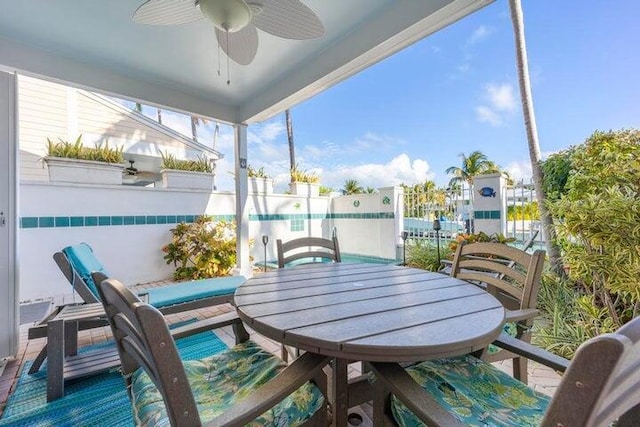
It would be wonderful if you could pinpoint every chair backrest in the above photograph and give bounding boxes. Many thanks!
[543,316,640,426]
[96,277,200,426]
[53,243,110,303]
[276,236,341,268]
[449,241,545,310]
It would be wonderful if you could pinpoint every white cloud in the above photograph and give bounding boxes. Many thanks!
[351,132,405,152]
[504,160,532,183]
[475,106,502,126]
[475,83,518,127]
[255,121,286,142]
[322,154,434,191]
[486,83,517,112]
[466,25,494,46]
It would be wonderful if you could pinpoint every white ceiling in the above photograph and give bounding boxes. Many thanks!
[0,0,493,124]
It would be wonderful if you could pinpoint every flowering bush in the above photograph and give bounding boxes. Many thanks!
[162,217,239,280]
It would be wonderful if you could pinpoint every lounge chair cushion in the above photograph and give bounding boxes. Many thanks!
[130,340,325,426]
[62,243,109,299]
[146,276,246,308]
[391,354,550,427]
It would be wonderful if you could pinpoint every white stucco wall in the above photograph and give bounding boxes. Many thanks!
[19,183,401,304]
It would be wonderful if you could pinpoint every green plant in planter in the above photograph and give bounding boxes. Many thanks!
[162,217,238,280]
[247,165,270,178]
[290,164,320,183]
[46,135,124,163]
[160,152,213,173]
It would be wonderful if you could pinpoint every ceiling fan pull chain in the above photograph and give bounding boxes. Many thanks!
[216,33,221,77]
[226,29,231,85]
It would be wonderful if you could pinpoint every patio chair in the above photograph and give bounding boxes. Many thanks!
[96,276,329,427]
[368,317,640,426]
[276,236,341,268]
[28,242,245,376]
[276,236,341,361]
[439,229,539,274]
[449,240,546,384]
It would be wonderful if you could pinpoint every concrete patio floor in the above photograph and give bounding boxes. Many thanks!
[0,280,562,423]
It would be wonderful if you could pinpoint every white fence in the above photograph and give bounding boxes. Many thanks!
[403,180,544,249]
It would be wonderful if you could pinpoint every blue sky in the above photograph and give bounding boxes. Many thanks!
[137,0,640,192]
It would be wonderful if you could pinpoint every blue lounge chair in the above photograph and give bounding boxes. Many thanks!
[54,242,245,315]
[27,243,245,379]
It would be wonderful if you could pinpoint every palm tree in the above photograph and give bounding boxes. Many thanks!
[343,179,364,195]
[509,0,564,276]
[190,116,210,142]
[157,108,162,124]
[445,151,500,186]
[212,122,220,151]
[134,103,143,113]
[285,109,296,182]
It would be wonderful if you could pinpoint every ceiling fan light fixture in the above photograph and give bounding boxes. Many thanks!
[199,0,251,32]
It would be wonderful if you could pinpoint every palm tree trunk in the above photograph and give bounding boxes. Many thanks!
[212,122,219,151]
[509,0,565,276]
[285,109,296,182]
[191,116,198,141]
[157,109,162,124]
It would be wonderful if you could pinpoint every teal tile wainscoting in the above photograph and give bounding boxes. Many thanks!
[473,210,501,220]
[20,212,395,229]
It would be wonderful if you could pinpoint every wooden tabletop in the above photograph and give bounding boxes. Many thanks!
[235,263,505,362]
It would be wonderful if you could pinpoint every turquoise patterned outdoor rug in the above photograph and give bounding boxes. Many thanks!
[0,322,227,426]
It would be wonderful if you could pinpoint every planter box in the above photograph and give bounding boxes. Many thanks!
[289,182,320,197]
[249,177,274,195]
[45,157,124,185]
[161,169,214,190]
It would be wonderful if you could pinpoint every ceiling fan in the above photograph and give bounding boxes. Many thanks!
[133,0,324,67]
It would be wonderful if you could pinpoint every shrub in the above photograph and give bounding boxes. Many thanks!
[533,271,616,358]
[406,240,452,271]
[162,217,238,280]
[548,129,640,327]
[447,232,516,255]
[46,135,124,163]
[161,152,212,173]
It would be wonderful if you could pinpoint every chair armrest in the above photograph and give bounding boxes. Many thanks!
[206,352,330,427]
[170,312,249,343]
[493,332,569,373]
[439,260,452,273]
[369,361,465,427]
[504,308,539,323]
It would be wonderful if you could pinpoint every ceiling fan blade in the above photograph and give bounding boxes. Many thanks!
[133,0,203,25]
[215,25,259,65]
[252,0,324,40]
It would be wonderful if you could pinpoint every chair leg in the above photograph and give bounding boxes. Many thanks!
[46,319,65,402]
[513,356,528,385]
[371,366,392,427]
[28,344,48,374]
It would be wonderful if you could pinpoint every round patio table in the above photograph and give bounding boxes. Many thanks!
[234,262,505,426]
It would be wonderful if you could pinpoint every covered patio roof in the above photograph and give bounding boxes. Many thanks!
[0,0,495,357]
[0,0,493,124]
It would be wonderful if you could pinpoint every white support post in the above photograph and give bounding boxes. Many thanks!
[0,71,18,357]
[233,123,252,278]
